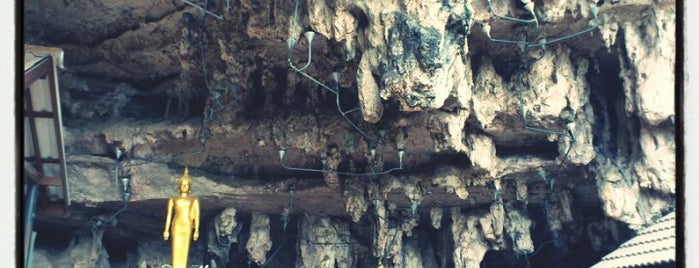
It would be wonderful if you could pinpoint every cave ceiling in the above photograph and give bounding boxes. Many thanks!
[23,0,676,255]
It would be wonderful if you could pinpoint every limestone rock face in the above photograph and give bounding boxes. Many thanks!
[633,126,676,194]
[344,177,368,223]
[356,48,385,123]
[207,207,240,267]
[246,213,273,265]
[305,0,475,113]
[430,207,443,230]
[618,6,676,126]
[431,166,470,200]
[587,218,627,252]
[451,208,489,268]
[31,228,110,268]
[504,205,534,255]
[24,0,676,267]
[297,213,354,268]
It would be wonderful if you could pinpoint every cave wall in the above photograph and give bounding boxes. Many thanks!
[24,0,676,267]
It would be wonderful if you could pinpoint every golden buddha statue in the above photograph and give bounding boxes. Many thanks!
[163,167,201,268]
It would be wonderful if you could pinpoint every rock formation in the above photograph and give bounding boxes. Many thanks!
[24,0,676,267]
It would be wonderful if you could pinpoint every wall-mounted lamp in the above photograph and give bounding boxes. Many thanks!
[115,147,123,161]
[288,36,298,51]
[304,31,316,44]
[522,1,535,15]
[482,23,491,39]
[278,149,287,162]
[398,150,405,168]
[332,72,341,84]
[492,179,503,202]
[120,176,131,202]
[320,155,327,170]
[288,31,317,72]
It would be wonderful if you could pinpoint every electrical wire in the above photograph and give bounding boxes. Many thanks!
[483,0,598,187]
[487,0,539,31]
[283,0,424,177]
[286,0,382,145]
[485,1,598,49]
[525,240,554,260]
[279,157,404,177]
[377,217,402,266]
[196,16,237,122]
[334,82,374,143]
[178,0,223,20]
[370,199,418,267]
[257,190,294,268]
[258,236,286,268]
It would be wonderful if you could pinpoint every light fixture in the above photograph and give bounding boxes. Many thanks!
[304,31,316,44]
[282,0,408,177]
[590,5,599,20]
[482,23,491,39]
[398,150,405,168]
[373,199,381,211]
[410,202,418,217]
[281,207,291,232]
[288,36,298,51]
[178,0,223,20]
[332,72,341,84]
[278,149,287,162]
[523,2,535,14]
[120,176,131,202]
[288,31,314,71]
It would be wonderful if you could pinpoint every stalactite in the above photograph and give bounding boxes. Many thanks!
[515,179,528,204]
[246,213,272,265]
[297,213,354,268]
[400,238,423,268]
[545,189,575,254]
[344,177,368,222]
[324,147,342,188]
[450,208,489,268]
[484,201,505,249]
[504,204,534,255]
[207,207,240,267]
[26,1,677,267]
[432,166,469,200]
[431,207,443,230]
[404,175,424,217]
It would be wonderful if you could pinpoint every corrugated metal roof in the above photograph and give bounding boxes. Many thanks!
[591,212,676,268]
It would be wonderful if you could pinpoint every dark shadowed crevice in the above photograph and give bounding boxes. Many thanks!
[270,66,288,108]
[103,234,137,264]
[588,51,625,159]
[33,223,76,253]
[125,93,170,120]
[348,6,370,31]
[495,139,559,159]
[245,68,266,115]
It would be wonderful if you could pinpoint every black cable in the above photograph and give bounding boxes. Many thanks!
[379,226,401,265]
[525,240,554,260]
[258,236,286,268]
[258,190,294,267]
[90,202,129,233]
